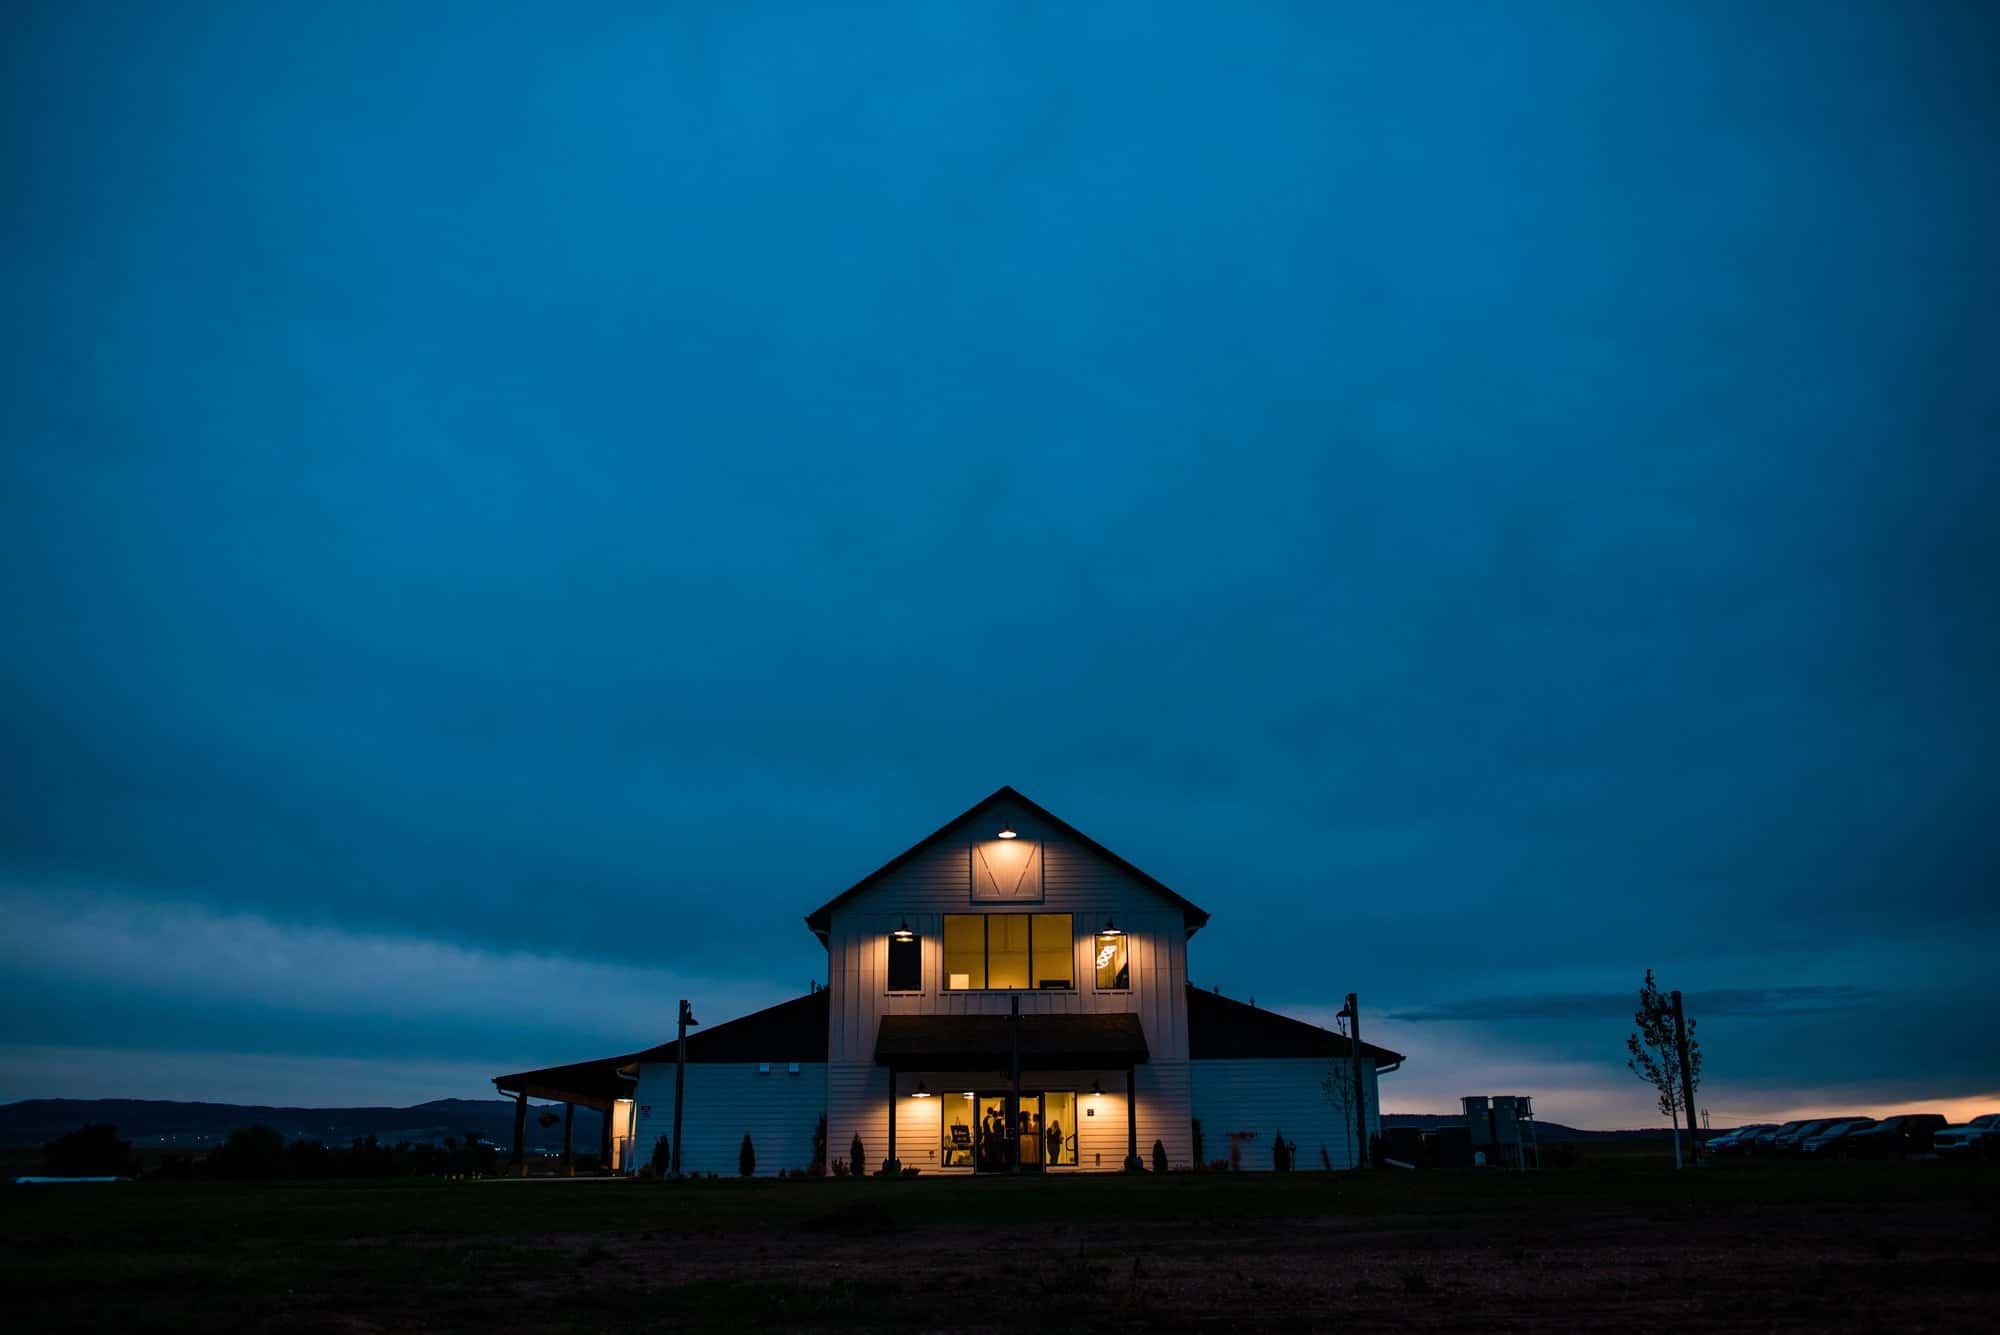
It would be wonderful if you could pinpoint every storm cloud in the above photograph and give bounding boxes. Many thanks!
[3,1,1996,1124]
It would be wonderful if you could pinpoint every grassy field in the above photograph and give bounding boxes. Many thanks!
[7,1163,1997,1332]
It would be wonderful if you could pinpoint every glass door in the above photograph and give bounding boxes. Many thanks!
[940,1091,976,1168]
[1043,1090,1077,1167]
[960,1094,1078,1170]
[972,1093,1050,1172]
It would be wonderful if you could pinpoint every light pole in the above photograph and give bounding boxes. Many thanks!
[671,998,699,1179]
[1342,994,1368,1169]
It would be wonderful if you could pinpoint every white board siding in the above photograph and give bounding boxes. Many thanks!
[1190,1058,1382,1171]
[629,1062,827,1177]
[823,807,1193,1070]
[828,1061,889,1175]
[828,1064,1193,1175]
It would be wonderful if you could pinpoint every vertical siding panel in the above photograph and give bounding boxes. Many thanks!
[630,1063,827,1177]
[1189,1058,1380,1171]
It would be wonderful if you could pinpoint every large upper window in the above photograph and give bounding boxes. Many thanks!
[942,914,1072,990]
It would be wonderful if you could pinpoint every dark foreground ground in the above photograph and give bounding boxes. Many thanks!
[6,1162,1997,1333]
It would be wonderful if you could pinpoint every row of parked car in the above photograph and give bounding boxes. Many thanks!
[1704,1112,1999,1160]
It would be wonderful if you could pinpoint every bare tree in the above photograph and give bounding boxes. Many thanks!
[1321,1014,1359,1169]
[1627,968,1701,1168]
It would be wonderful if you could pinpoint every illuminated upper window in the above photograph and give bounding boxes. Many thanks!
[1094,931,1129,990]
[941,914,1072,990]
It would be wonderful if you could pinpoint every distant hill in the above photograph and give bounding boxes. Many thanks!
[1382,1113,1678,1143]
[0,1097,604,1151]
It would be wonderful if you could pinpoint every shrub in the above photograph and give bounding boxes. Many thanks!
[1190,1118,1204,1167]
[286,1138,334,1178]
[811,1112,828,1176]
[207,1125,286,1180]
[739,1133,756,1177]
[1151,1139,1168,1173]
[1272,1129,1290,1172]
[831,1157,849,1178]
[1320,1145,1333,1171]
[850,1133,864,1177]
[651,1134,671,1175]
[42,1124,136,1177]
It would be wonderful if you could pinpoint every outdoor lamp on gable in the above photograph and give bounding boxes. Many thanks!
[1100,917,1123,937]
[997,822,1018,839]
[911,1081,932,1099]
[891,919,915,942]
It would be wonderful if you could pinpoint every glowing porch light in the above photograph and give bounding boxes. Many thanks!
[911,1081,932,1099]
[1099,917,1123,937]
[891,918,915,942]
[997,824,1018,839]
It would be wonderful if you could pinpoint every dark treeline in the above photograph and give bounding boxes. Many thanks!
[41,1122,532,1180]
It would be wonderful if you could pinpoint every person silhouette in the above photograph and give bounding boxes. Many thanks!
[1046,1120,1062,1165]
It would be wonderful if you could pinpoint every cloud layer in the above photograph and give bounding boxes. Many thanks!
[4,2,1996,1124]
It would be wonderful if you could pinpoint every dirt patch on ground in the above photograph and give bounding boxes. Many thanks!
[473,1199,1999,1331]
[14,1171,1997,1332]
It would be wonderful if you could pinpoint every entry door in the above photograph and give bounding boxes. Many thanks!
[973,1094,1046,1171]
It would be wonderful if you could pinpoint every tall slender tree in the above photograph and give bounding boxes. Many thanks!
[1627,969,1701,1168]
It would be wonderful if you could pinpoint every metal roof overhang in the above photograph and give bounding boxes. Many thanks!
[491,1054,637,1109]
[873,1012,1150,1071]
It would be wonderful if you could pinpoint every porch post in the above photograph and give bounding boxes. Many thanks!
[598,1099,613,1173]
[510,1090,527,1177]
[1008,995,1022,1176]
[561,1101,575,1177]
[1123,1066,1143,1171]
[886,1066,897,1174]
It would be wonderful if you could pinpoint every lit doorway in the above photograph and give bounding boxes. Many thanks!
[943,1091,1078,1172]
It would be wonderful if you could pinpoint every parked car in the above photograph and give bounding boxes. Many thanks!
[1931,1113,2000,1158]
[1770,1118,1846,1154]
[1839,1113,1948,1159]
[1799,1118,1875,1156]
[1746,1120,1808,1156]
[1704,1124,1775,1157]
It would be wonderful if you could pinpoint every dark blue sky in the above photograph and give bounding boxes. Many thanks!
[5,2,1996,1124]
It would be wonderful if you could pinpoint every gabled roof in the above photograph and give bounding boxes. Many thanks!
[802,785,1211,940]
[491,991,830,1106]
[1185,985,1404,1068]
[493,984,1405,1108]
[629,990,830,1065]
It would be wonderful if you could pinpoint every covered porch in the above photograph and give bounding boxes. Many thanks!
[491,1052,640,1177]
[875,1010,1151,1173]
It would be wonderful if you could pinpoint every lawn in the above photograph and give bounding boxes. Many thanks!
[6,1163,1997,1332]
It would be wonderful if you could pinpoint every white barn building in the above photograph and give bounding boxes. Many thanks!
[494,787,1402,1175]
